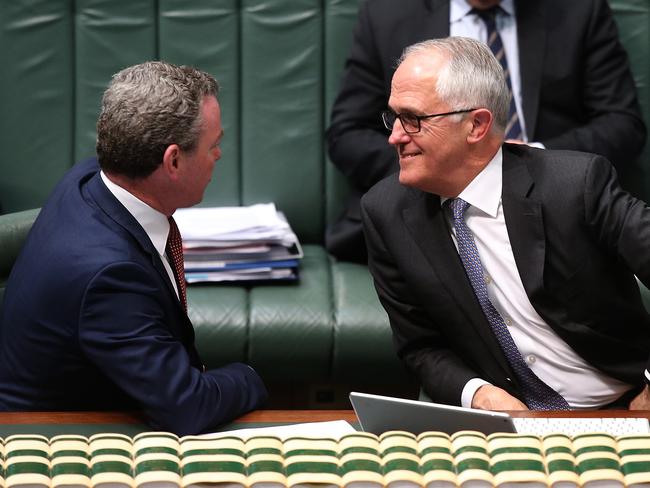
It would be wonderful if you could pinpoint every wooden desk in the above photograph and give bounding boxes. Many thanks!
[0,410,358,437]
[0,410,357,426]
[0,409,648,437]
[2,409,649,424]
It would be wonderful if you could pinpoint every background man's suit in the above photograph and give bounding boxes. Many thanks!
[327,0,647,262]
[0,158,267,435]
[361,144,650,405]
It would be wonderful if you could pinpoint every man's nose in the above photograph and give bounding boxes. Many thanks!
[388,119,411,145]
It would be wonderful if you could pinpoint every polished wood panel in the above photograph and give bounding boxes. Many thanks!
[0,410,358,425]
[0,409,648,425]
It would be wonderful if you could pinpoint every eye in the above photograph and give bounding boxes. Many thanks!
[400,113,419,129]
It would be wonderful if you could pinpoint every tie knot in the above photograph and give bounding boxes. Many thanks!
[449,198,470,220]
[473,6,502,25]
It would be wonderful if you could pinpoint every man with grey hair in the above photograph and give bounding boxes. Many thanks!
[362,37,650,410]
[0,61,268,434]
[327,0,646,264]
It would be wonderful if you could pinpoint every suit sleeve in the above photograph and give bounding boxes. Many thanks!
[582,155,650,381]
[326,0,398,192]
[584,155,650,285]
[78,261,268,436]
[540,0,646,168]
[361,193,478,405]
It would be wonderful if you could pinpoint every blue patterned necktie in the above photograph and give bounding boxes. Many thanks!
[449,198,569,410]
[474,7,524,141]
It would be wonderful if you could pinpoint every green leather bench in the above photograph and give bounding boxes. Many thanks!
[0,0,648,407]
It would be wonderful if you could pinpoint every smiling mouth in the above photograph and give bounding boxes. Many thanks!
[399,150,421,159]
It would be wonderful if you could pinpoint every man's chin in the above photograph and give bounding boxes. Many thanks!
[398,170,419,189]
[399,171,438,194]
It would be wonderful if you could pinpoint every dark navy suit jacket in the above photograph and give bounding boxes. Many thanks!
[0,158,268,435]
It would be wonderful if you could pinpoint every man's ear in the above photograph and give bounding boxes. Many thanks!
[466,109,493,144]
[162,144,182,180]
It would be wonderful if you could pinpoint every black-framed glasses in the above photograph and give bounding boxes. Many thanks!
[381,108,477,134]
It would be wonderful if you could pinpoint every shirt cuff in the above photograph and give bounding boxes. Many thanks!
[461,378,491,408]
[645,369,650,385]
[527,141,545,149]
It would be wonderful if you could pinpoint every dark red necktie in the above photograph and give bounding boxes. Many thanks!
[166,216,187,312]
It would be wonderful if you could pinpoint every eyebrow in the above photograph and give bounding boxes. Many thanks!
[388,107,421,116]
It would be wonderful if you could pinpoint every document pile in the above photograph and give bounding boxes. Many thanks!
[174,203,303,283]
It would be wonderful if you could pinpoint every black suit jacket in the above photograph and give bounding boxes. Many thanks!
[327,0,646,263]
[361,144,650,405]
[0,158,268,435]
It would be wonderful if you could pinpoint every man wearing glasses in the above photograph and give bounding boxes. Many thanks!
[327,0,646,264]
[362,37,650,411]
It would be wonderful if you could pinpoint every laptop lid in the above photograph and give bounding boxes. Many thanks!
[350,391,517,435]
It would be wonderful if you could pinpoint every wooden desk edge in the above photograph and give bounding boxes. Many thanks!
[0,410,358,425]
[0,409,648,425]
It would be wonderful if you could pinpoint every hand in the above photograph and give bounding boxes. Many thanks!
[629,385,650,410]
[471,384,529,411]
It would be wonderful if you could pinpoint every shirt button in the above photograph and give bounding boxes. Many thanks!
[526,355,536,364]
[504,317,513,326]
[484,274,492,284]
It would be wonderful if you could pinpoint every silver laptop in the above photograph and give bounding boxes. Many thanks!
[350,391,650,437]
[350,391,516,435]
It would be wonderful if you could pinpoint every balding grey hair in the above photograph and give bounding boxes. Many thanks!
[398,37,509,133]
[96,61,219,179]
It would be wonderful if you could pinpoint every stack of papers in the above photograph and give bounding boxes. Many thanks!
[174,203,303,283]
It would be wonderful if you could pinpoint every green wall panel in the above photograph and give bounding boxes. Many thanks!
[74,0,157,162]
[159,0,241,207]
[241,0,324,243]
[0,0,73,213]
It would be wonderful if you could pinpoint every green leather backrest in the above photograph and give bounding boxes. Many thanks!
[0,209,40,309]
[0,0,647,240]
[610,0,650,199]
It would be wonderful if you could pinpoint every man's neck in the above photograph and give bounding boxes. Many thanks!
[103,171,172,216]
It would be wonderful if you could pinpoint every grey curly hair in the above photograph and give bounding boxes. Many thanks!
[96,61,219,179]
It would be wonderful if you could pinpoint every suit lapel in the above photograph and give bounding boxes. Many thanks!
[402,192,513,376]
[502,147,546,301]
[515,0,545,139]
[84,172,191,323]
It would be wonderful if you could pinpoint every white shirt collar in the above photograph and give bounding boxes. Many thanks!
[100,171,170,255]
[442,147,502,218]
[451,0,515,23]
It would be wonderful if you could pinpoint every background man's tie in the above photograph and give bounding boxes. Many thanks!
[449,198,570,410]
[474,7,524,141]
[166,216,188,313]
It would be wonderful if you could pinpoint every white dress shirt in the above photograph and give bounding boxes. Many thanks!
[450,0,545,148]
[444,149,632,409]
[100,171,180,299]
